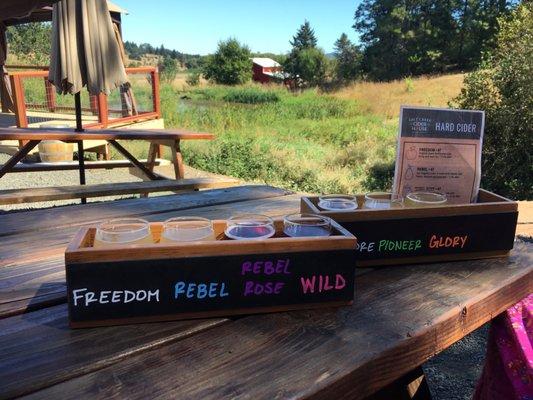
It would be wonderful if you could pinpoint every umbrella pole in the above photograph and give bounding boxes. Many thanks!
[75,92,87,204]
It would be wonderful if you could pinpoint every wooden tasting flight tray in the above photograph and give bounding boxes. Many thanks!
[301,189,518,267]
[65,219,357,328]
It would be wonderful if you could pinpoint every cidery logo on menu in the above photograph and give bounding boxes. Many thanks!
[407,116,432,133]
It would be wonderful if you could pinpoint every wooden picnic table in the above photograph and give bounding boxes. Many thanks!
[0,127,219,205]
[0,185,531,399]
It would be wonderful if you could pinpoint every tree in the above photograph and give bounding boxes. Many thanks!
[333,33,362,83]
[453,1,533,200]
[6,23,51,65]
[353,0,513,81]
[290,20,318,50]
[284,21,328,87]
[203,38,252,85]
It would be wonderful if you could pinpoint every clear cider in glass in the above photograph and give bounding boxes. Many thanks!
[404,192,447,208]
[93,218,152,248]
[160,217,215,243]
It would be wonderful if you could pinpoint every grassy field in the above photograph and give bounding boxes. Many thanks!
[149,73,465,194]
[16,71,463,194]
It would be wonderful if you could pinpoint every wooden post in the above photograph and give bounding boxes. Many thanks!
[10,75,27,129]
[96,93,109,128]
[151,68,161,118]
[89,94,99,115]
[10,75,28,148]
[151,69,163,158]
[44,77,56,112]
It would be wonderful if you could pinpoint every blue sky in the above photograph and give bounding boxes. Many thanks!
[121,0,362,55]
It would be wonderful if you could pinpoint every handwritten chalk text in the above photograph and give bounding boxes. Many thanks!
[241,259,290,275]
[300,274,346,294]
[72,288,160,307]
[429,235,468,249]
[174,281,229,300]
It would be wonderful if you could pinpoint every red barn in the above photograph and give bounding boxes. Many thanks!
[252,58,285,84]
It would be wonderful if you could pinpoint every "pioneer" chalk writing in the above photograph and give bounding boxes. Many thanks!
[72,288,160,307]
[378,239,422,252]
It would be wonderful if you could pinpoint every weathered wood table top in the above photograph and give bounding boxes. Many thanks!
[0,127,214,141]
[0,185,531,399]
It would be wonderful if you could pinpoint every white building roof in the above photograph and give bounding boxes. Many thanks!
[252,58,281,68]
[108,1,128,15]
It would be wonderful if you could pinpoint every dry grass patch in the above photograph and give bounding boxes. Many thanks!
[333,73,465,119]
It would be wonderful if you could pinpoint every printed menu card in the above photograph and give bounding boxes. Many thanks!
[392,106,485,204]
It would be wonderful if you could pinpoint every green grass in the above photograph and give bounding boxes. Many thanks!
[159,84,397,194]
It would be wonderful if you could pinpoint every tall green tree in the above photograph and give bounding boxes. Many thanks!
[290,20,318,50]
[284,21,327,87]
[453,1,533,199]
[203,38,252,85]
[6,23,51,65]
[333,33,362,83]
[353,0,513,80]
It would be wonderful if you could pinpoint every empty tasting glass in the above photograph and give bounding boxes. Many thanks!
[94,218,152,248]
[404,191,447,208]
[225,214,275,240]
[317,195,358,211]
[160,217,215,243]
[363,192,404,209]
[283,213,332,237]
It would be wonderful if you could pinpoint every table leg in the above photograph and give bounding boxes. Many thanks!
[140,143,159,198]
[77,141,86,204]
[170,139,185,179]
[365,366,432,400]
[108,140,161,181]
[0,140,40,179]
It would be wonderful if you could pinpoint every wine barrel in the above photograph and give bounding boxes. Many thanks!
[38,140,74,163]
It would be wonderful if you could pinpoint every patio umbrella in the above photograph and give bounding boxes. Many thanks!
[48,0,129,128]
[48,0,129,201]
[0,22,14,113]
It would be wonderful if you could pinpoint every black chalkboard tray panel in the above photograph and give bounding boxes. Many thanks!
[301,189,517,267]
[65,220,357,328]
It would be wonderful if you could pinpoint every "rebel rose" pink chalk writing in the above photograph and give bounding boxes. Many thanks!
[242,259,290,296]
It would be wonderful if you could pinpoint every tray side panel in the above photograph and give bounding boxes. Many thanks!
[345,212,518,262]
[66,250,355,326]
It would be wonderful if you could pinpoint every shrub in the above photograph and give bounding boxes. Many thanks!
[453,2,533,200]
[159,56,179,83]
[186,71,200,86]
[203,39,252,85]
[222,88,280,104]
[363,162,395,191]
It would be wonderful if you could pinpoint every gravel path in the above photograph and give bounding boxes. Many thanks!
[0,152,491,398]
[0,153,144,211]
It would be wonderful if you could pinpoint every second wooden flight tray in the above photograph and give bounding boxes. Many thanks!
[301,189,518,267]
[65,219,357,328]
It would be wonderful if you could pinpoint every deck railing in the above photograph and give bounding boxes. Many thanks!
[6,66,161,129]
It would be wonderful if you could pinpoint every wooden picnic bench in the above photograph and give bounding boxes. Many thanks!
[0,127,232,204]
[0,185,531,399]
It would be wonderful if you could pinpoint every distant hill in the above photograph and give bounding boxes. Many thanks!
[123,41,205,69]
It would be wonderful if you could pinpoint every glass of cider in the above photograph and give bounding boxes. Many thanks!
[160,217,215,243]
[318,195,358,211]
[94,218,152,248]
[225,214,275,240]
[283,213,332,237]
[363,192,404,209]
[405,192,447,208]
